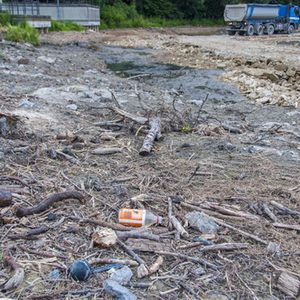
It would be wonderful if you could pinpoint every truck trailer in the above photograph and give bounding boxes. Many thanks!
[224,4,300,36]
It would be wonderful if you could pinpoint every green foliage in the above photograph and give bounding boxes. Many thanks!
[5,23,40,46]
[0,12,11,26]
[49,20,85,32]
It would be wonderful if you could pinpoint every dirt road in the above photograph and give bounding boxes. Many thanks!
[0,28,299,299]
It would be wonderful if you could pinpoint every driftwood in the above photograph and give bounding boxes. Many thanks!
[1,255,25,292]
[170,216,189,239]
[205,203,259,220]
[182,202,268,245]
[117,238,146,266]
[91,147,123,155]
[112,107,148,125]
[148,256,164,275]
[141,250,219,270]
[139,117,162,156]
[271,201,300,216]
[8,225,49,240]
[261,203,279,222]
[178,242,248,252]
[90,258,139,267]
[56,150,80,164]
[277,272,300,298]
[273,223,300,232]
[0,191,13,207]
[116,230,161,242]
[16,191,84,218]
[78,218,131,231]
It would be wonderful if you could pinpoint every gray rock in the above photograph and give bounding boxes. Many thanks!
[0,151,4,160]
[104,279,137,300]
[186,211,219,234]
[66,104,78,110]
[19,99,36,109]
[38,56,56,64]
[110,266,133,285]
[192,266,206,276]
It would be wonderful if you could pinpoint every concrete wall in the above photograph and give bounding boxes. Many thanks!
[0,3,100,26]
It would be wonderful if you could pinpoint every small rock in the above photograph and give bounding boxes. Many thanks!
[66,104,78,110]
[192,266,206,276]
[0,151,4,160]
[19,99,36,109]
[104,279,137,300]
[110,266,133,285]
[49,269,60,280]
[38,56,56,64]
[18,58,30,65]
[186,211,219,234]
[0,117,10,137]
[92,228,118,248]
[267,242,281,255]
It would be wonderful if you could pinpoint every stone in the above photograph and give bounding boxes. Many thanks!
[19,99,36,109]
[0,151,4,160]
[267,242,281,254]
[286,68,296,77]
[274,64,288,72]
[38,56,57,64]
[92,228,118,248]
[104,279,137,300]
[192,266,206,276]
[186,211,219,234]
[18,58,30,65]
[66,104,78,110]
[110,266,133,285]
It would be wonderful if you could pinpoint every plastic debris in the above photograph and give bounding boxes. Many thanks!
[119,208,162,227]
[186,211,219,234]
[68,260,92,281]
[104,279,137,300]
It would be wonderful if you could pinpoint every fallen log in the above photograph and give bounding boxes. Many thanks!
[16,191,84,218]
[277,272,300,298]
[0,191,13,207]
[139,117,162,156]
[178,242,248,252]
[273,223,300,232]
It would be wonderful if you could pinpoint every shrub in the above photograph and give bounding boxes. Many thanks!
[5,23,40,46]
[49,20,84,32]
[0,12,10,26]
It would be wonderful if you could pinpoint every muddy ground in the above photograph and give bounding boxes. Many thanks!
[0,28,299,299]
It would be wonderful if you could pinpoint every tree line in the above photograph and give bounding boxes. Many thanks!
[98,0,300,20]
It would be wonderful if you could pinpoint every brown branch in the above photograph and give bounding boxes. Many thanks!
[112,107,148,125]
[116,231,161,242]
[117,238,145,265]
[271,201,300,216]
[16,191,84,218]
[178,242,248,252]
[78,218,131,231]
[8,225,50,240]
[90,258,139,267]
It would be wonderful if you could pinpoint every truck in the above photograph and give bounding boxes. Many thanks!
[224,4,300,36]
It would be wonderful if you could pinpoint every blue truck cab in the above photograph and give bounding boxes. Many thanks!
[224,4,300,36]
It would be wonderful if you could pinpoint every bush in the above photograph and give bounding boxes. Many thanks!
[5,23,40,46]
[0,12,10,26]
[49,20,84,32]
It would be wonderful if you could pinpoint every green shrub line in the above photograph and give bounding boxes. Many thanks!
[5,23,40,46]
[49,20,85,32]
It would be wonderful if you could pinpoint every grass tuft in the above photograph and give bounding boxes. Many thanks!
[5,23,40,46]
[49,20,85,32]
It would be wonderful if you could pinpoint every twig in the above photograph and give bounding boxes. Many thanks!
[261,203,279,222]
[117,238,145,266]
[112,107,148,125]
[16,191,85,218]
[178,242,248,252]
[193,93,209,126]
[90,258,139,267]
[116,231,161,241]
[273,223,300,232]
[91,147,123,155]
[271,201,300,216]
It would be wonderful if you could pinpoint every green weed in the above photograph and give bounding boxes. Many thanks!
[49,20,84,32]
[5,23,40,46]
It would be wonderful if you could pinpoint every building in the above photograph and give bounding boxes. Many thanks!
[0,0,100,29]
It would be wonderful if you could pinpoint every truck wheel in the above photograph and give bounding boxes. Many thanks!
[246,25,254,36]
[288,25,295,34]
[228,31,236,36]
[257,25,264,36]
[267,25,275,35]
